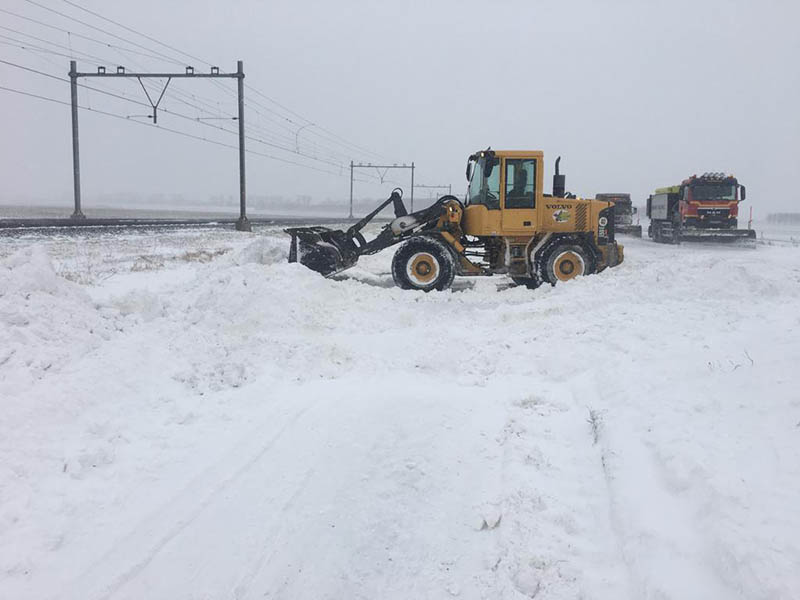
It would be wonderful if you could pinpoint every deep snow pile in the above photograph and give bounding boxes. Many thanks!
[1,229,799,600]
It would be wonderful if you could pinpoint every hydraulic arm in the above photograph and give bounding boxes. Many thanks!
[286,189,452,276]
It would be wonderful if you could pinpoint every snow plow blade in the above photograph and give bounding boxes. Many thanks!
[678,228,756,244]
[286,226,364,277]
[617,224,643,237]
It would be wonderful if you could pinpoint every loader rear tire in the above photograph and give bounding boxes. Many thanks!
[392,236,456,292]
[541,243,592,285]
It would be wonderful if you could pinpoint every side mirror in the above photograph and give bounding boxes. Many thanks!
[465,161,473,182]
[482,148,497,179]
[484,158,496,179]
[740,185,746,201]
[632,206,638,214]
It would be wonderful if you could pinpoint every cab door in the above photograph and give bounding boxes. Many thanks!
[501,157,538,235]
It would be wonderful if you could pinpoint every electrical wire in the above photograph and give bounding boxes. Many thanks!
[4,2,402,184]
[0,7,186,66]
[56,0,386,161]
[60,0,213,68]
[20,0,190,67]
[2,9,388,169]
[0,56,361,172]
[0,83,375,180]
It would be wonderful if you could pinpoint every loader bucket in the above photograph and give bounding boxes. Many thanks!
[286,226,363,276]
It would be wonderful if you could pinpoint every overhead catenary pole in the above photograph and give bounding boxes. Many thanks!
[410,162,415,213]
[349,160,354,219]
[67,61,250,229]
[235,60,250,231]
[350,162,415,217]
[412,183,454,205]
[69,60,84,219]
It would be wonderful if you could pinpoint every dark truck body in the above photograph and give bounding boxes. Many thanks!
[595,193,642,237]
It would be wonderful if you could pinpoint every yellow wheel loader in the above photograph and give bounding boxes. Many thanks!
[287,149,624,291]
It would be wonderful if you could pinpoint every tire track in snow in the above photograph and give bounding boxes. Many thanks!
[230,465,318,600]
[58,396,319,600]
[221,382,510,600]
[587,374,742,600]
[480,380,631,599]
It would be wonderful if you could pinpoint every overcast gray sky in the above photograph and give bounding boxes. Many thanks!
[1,0,798,213]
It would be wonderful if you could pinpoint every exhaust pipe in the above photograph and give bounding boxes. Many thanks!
[552,156,565,198]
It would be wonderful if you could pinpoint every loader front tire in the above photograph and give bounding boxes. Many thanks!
[541,243,592,285]
[392,236,456,292]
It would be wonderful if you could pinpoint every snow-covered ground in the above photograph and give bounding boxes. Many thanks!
[1,224,799,600]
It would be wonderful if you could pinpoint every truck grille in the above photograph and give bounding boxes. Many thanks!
[698,208,729,217]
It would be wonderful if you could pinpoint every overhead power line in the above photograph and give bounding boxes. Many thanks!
[0,7,185,66]
[4,3,389,168]
[20,0,189,67]
[4,1,401,189]
[49,0,389,162]
[0,56,361,172]
[59,0,212,68]
[0,57,151,107]
[0,83,367,181]
[1,20,372,167]
[57,0,384,159]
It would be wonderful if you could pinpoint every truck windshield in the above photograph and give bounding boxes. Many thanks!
[692,184,736,201]
[468,157,501,209]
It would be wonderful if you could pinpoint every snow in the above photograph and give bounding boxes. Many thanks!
[1,225,799,599]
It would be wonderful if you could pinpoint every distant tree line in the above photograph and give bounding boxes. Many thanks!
[767,213,800,224]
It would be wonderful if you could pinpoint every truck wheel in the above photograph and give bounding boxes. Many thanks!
[391,236,456,291]
[541,244,591,285]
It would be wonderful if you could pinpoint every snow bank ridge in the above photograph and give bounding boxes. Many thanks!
[233,237,287,266]
[0,246,113,394]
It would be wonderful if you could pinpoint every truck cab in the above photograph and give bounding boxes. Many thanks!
[680,173,745,229]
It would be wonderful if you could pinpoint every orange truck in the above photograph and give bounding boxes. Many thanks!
[646,172,755,243]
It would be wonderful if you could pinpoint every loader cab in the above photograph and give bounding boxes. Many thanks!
[465,150,543,236]
[467,151,501,210]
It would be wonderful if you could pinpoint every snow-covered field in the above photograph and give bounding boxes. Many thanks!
[1,224,799,600]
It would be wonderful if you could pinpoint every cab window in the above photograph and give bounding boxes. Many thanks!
[468,156,501,209]
[505,159,536,209]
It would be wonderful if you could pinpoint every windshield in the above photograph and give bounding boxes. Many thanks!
[467,157,501,209]
[597,195,631,210]
[691,184,736,201]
